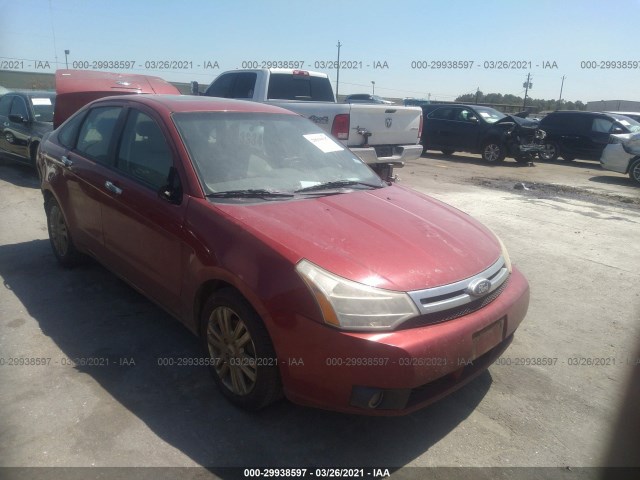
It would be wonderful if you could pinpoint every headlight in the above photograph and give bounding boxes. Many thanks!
[535,129,546,140]
[296,260,419,330]
[494,234,513,273]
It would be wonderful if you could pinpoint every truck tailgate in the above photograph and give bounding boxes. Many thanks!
[347,104,422,147]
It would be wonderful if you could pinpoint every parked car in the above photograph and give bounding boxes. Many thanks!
[421,104,546,162]
[538,111,640,161]
[604,111,640,122]
[344,93,395,105]
[600,132,640,185]
[0,90,55,168]
[39,71,529,415]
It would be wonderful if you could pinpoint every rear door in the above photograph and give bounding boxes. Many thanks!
[424,106,457,149]
[49,104,124,257]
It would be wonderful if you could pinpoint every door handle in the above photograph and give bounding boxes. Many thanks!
[61,155,73,167]
[104,181,123,195]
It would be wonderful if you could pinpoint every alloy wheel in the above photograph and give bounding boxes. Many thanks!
[207,306,257,395]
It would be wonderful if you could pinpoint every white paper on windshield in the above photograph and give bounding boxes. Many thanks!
[479,112,491,118]
[299,181,321,188]
[31,98,52,105]
[303,133,344,153]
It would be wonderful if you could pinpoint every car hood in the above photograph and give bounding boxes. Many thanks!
[214,185,502,292]
[496,115,539,129]
[53,69,180,128]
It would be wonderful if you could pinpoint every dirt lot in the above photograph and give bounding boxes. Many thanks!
[0,153,638,478]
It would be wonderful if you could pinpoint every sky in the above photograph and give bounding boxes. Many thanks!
[2,0,640,103]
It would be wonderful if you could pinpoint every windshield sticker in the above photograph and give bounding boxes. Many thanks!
[299,181,321,188]
[479,112,492,118]
[303,133,344,153]
[31,98,52,105]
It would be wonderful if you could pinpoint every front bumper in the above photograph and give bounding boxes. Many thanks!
[271,267,530,415]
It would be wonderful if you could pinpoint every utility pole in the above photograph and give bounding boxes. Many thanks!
[558,75,565,108]
[371,81,375,95]
[336,41,342,99]
[522,73,532,110]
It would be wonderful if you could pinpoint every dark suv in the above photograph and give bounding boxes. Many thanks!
[0,90,56,168]
[538,111,640,161]
[421,104,545,162]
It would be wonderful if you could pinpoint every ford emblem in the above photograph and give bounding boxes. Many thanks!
[467,278,491,297]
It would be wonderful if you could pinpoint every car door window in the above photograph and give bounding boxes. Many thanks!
[428,107,454,120]
[231,72,257,98]
[58,111,87,148]
[456,109,477,123]
[9,96,29,120]
[592,118,613,133]
[205,73,236,98]
[0,95,12,117]
[116,109,173,190]
[76,106,122,164]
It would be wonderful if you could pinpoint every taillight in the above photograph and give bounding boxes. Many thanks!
[331,114,350,140]
[418,114,423,140]
[293,70,310,76]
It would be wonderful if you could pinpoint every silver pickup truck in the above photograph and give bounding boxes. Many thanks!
[198,69,423,181]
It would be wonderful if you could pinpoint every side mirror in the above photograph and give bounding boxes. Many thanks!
[9,114,28,124]
[611,126,625,134]
[468,116,479,124]
[159,166,183,205]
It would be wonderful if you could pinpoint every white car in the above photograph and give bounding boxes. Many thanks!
[600,132,640,185]
[604,111,640,123]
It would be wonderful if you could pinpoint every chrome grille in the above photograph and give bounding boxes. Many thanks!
[404,257,510,327]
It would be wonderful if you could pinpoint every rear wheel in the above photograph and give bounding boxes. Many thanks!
[45,197,83,267]
[202,289,282,410]
[481,142,505,162]
[539,142,559,161]
[629,157,640,185]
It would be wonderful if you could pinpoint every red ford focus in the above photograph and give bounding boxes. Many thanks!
[38,71,529,415]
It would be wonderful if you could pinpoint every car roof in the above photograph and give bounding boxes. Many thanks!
[92,94,299,116]
[4,90,55,97]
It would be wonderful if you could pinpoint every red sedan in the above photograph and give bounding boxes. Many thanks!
[38,72,529,415]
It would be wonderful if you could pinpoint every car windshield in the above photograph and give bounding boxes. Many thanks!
[612,115,640,133]
[29,95,55,123]
[173,112,384,196]
[474,106,507,124]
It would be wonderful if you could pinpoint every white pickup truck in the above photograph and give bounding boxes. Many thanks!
[198,69,423,180]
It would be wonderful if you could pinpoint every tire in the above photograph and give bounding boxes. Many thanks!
[481,142,505,162]
[45,197,83,267]
[441,149,455,156]
[629,157,640,185]
[539,142,559,161]
[201,289,282,411]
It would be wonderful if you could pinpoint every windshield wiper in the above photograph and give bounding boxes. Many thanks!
[206,189,294,199]
[294,180,383,193]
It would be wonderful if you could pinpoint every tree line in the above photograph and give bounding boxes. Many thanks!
[454,91,586,112]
